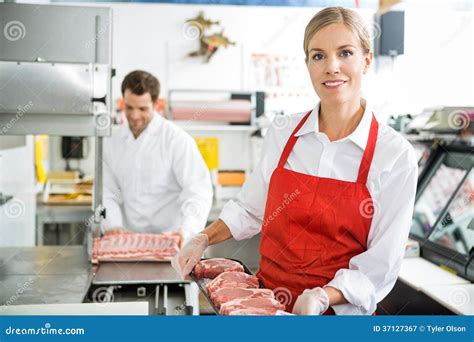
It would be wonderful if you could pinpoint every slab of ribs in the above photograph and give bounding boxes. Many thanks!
[92,231,181,264]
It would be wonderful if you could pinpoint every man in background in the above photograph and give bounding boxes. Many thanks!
[102,70,213,241]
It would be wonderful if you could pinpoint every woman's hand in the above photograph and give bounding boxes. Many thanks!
[292,287,330,315]
[171,234,209,278]
[171,219,233,278]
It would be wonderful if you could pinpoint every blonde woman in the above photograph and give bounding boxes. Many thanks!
[172,7,418,315]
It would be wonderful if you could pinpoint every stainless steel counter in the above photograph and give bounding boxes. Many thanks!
[0,246,92,306]
[0,246,198,315]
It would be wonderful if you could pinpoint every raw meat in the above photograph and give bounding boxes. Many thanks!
[194,258,244,279]
[210,287,275,308]
[206,271,259,295]
[219,297,285,315]
[92,232,181,264]
[227,308,280,316]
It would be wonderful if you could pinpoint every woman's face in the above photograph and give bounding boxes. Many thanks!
[306,23,372,106]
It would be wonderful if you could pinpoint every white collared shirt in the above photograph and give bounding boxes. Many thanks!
[102,113,213,240]
[219,99,418,315]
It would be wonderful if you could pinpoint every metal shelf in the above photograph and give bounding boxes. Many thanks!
[175,123,258,132]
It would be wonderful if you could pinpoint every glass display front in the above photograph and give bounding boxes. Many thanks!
[411,152,471,239]
[412,142,434,176]
[428,169,473,255]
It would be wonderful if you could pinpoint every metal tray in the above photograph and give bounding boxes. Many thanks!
[190,258,256,315]
[93,261,184,285]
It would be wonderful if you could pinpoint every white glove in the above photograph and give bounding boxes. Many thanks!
[292,287,330,315]
[171,233,209,278]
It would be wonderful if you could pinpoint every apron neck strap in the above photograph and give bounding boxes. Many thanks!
[277,111,379,184]
[356,113,379,184]
[277,111,312,168]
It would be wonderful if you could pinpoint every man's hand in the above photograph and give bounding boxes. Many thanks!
[104,227,129,235]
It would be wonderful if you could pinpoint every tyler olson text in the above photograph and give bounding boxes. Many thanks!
[427,325,466,333]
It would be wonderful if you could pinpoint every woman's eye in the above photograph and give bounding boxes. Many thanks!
[313,53,324,61]
[341,49,353,57]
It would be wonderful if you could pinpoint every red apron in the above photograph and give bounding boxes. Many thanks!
[257,110,379,314]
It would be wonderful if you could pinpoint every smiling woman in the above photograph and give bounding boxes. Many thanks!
[304,7,373,141]
[172,6,419,317]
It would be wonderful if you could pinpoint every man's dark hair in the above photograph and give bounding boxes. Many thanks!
[121,70,160,103]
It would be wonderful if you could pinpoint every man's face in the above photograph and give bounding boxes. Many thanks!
[123,89,155,137]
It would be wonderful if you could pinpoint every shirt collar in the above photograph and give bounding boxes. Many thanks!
[294,98,373,151]
[120,112,163,139]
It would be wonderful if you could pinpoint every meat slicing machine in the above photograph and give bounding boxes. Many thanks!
[86,262,198,315]
[0,3,197,315]
[0,3,113,259]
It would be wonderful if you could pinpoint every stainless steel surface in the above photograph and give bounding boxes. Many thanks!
[0,113,111,136]
[0,3,111,64]
[36,203,93,246]
[85,283,194,315]
[163,284,168,314]
[0,246,90,275]
[92,262,184,285]
[0,246,92,306]
[89,136,105,259]
[1,274,91,306]
[155,285,160,313]
[160,283,194,315]
[0,61,112,136]
[0,246,198,315]
[0,61,93,115]
[1,3,113,256]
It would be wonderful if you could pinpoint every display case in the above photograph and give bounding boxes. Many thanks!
[410,139,443,181]
[409,142,474,281]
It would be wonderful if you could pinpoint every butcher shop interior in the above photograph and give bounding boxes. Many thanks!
[0,0,473,319]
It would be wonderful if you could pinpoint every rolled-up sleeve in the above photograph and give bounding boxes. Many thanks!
[327,160,418,315]
[219,127,278,241]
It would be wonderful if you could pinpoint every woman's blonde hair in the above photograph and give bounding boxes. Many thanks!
[303,6,372,61]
